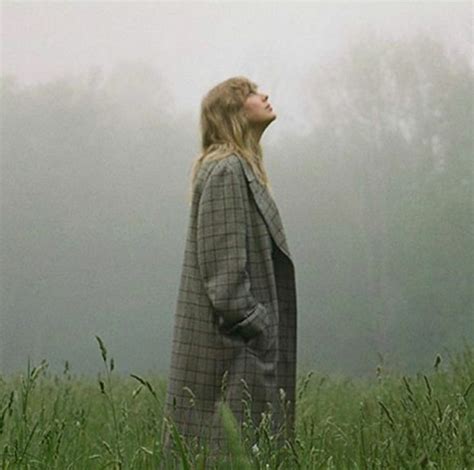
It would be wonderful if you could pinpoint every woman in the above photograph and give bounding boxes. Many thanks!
[163,76,297,451]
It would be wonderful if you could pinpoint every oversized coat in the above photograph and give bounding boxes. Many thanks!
[163,153,297,450]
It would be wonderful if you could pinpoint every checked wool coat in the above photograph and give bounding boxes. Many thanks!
[163,153,297,449]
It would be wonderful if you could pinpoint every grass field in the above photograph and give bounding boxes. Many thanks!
[0,339,472,469]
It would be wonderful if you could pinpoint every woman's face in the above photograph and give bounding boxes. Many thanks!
[242,89,277,128]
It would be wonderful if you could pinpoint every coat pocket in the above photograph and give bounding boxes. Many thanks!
[220,302,271,353]
[243,302,273,354]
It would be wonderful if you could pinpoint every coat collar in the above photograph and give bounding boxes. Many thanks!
[235,155,292,262]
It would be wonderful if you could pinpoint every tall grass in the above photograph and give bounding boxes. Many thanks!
[0,339,472,469]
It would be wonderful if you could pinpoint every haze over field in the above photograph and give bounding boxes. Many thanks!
[1,1,472,376]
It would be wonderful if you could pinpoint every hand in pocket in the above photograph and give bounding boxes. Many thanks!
[245,324,269,352]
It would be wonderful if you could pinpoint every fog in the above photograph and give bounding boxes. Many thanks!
[1,1,472,377]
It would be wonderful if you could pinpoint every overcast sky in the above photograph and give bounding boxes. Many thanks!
[0,0,472,375]
[1,1,471,137]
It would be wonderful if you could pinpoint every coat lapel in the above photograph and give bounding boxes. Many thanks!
[236,156,292,261]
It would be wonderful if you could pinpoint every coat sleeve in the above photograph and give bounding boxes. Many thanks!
[196,162,267,340]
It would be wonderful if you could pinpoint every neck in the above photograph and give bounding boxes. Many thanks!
[250,123,268,142]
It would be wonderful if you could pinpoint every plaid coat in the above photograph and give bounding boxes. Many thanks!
[163,153,297,449]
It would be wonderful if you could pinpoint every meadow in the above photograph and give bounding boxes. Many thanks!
[0,338,472,469]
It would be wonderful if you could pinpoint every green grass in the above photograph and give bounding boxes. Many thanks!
[0,340,472,469]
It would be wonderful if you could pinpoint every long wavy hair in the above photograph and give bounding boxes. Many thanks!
[188,76,271,201]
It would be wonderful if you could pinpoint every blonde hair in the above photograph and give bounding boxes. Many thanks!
[188,76,271,201]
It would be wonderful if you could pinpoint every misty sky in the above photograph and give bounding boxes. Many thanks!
[1,1,471,139]
[1,1,472,376]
